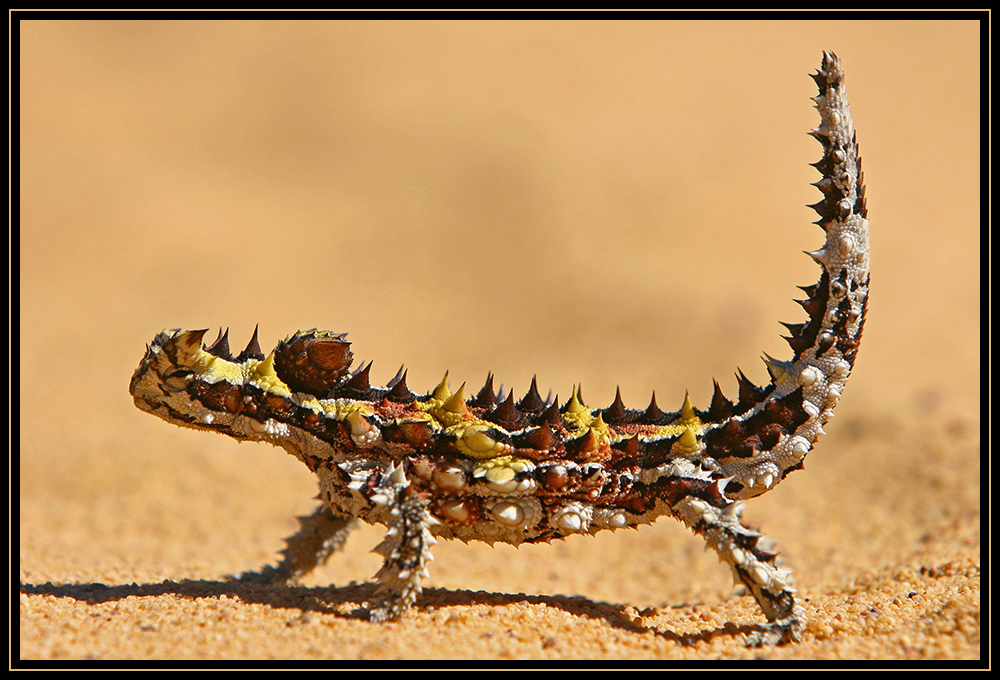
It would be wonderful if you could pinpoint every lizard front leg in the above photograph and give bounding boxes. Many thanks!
[239,500,358,585]
[368,464,438,622]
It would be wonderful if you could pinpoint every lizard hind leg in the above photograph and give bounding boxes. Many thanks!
[673,496,802,646]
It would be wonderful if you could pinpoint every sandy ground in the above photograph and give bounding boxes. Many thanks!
[17,19,981,663]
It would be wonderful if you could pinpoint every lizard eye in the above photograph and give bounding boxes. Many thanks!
[163,368,195,391]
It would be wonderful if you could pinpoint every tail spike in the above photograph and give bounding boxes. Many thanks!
[780,321,811,355]
[797,282,821,298]
[762,353,790,382]
[795,295,824,318]
[780,321,806,337]
[707,379,735,421]
[735,369,765,407]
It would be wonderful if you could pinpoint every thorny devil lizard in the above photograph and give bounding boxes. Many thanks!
[130,52,868,646]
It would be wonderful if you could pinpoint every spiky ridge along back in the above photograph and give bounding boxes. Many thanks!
[128,52,868,644]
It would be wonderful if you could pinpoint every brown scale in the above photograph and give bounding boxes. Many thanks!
[542,466,599,501]
[665,475,728,509]
[339,361,375,399]
[702,380,735,422]
[192,379,243,415]
[617,486,660,515]
[637,393,667,425]
[484,392,528,431]
[601,388,634,425]
[537,463,574,492]
[299,409,323,431]
[633,436,676,471]
[261,391,300,421]
[204,328,233,361]
[472,373,498,409]
[274,331,353,397]
[537,399,564,429]
[237,325,265,362]
[564,427,612,464]
[305,408,349,446]
[385,370,415,403]
[432,496,482,527]
[383,419,435,449]
[735,370,772,412]
[511,425,563,461]
[609,434,641,465]
[609,467,698,516]
[810,175,846,216]
[516,377,547,413]
[700,387,810,461]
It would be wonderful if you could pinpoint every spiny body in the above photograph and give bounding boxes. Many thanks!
[129,52,868,645]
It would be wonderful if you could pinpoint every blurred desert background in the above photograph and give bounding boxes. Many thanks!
[18,18,980,661]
